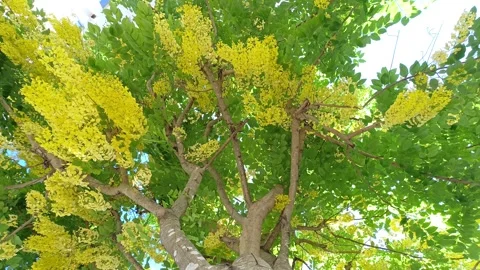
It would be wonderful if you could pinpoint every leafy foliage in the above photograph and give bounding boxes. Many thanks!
[0,0,479,269]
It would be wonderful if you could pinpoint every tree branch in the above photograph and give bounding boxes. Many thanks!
[111,210,144,270]
[175,98,195,128]
[275,114,306,267]
[204,116,220,138]
[5,170,54,190]
[207,167,245,224]
[0,216,34,244]
[346,121,381,139]
[328,230,423,259]
[203,65,253,207]
[171,167,204,217]
[292,257,312,270]
[205,0,218,38]
[262,217,282,251]
[297,238,360,254]
[0,96,15,117]
[203,120,246,170]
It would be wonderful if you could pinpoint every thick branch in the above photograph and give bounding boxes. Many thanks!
[275,116,305,268]
[5,170,54,190]
[111,210,144,270]
[0,216,34,244]
[171,167,204,217]
[262,217,282,251]
[159,211,213,269]
[207,167,245,224]
[203,65,253,207]
[221,236,277,267]
[239,185,283,257]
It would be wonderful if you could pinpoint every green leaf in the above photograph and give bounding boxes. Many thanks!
[400,64,408,77]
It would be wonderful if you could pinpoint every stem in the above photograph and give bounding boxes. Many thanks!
[0,217,34,244]
[275,116,304,267]
[111,210,144,270]
[5,170,54,190]
[207,167,245,224]
[203,65,253,207]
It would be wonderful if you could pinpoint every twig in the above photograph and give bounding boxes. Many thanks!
[146,72,156,97]
[205,0,217,39]
[292,257,312,270]
[5,170,55,190]
[111,210,144,270]
[175,98,195,128]
[0,217,35,244]
[297,238,359,254]
[0,96,15,117]
[310,103,360,110]
[203,65,253,207]
[203,120,246,169]
[472,261,480,270]
[346,122,381,139]
[329,230,423,259]
[207,167,245,224]
[322,126,354,147]
[204,117,220,138]
[431,175,479,187]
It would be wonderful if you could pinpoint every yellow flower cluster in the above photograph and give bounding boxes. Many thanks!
[26,190,48,216]
[218,36,296,126]
[21,44,146,167]
[414,72,428,88]
[274,194,290,211]
[50,18,88,61]
[384,87,452,128]
[0,17,41,73]
[172,126,187,140]
[432,50,448,65]
[2,0,38,28]
[153,76,171,96]
[44,165,111,219]
[203,226,229,256]
[314,0,330,10]
[133,166,152,187]
[22,78,115,163]
[452,11,476,44]
[24,217,120,270]
[186,140,220,162]
[177,4,215,77]
[0,241,19,261]
[154,13,180,57]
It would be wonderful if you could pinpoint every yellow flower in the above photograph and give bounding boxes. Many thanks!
[186,140,220,162]
[384,87,452,128]
[314,0,330,10]
[274,194,290,211]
